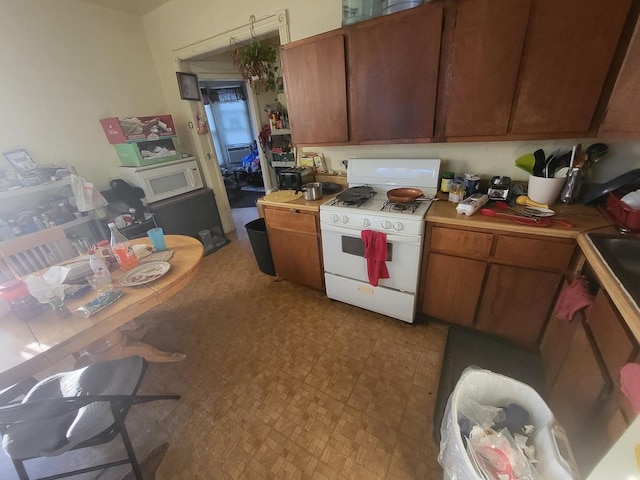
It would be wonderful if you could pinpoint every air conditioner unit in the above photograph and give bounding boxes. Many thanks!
[226,144,252,165]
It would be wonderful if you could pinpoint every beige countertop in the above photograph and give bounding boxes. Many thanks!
[426,196,611,238]
[257,175,347,213]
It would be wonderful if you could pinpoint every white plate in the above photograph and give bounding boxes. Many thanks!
[119,261,170,287]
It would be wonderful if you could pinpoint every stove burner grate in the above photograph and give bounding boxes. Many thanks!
[333,186,376,207]
[380,200,419,213]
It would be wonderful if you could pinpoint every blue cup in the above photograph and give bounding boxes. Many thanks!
[147,227,166,252]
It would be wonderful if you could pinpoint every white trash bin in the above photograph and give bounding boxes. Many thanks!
[438,368,581,480]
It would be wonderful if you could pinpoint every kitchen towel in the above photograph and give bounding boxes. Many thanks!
[621,363,640,415]
[361,230,389,287]
[553,277,594,322]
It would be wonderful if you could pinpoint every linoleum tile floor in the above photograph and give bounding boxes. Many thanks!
[1,207,449,480]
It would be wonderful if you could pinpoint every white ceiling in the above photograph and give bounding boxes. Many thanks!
[75,0,172,16]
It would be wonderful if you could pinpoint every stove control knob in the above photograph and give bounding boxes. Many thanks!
[381,220,392,230]
[393,222,404,232]
[361,218,370,227]
[340,215,349,224]
[330,214,339,223]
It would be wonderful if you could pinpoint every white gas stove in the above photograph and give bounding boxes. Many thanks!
[319,158,441,323]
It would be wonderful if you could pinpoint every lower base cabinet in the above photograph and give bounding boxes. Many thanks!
[541,274,639,475]
[262,206,323,290]
[419,224,574,347]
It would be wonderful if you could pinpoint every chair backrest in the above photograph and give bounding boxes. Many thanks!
[0,227,77,277]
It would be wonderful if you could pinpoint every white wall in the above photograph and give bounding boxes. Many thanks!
[0,0,168,189]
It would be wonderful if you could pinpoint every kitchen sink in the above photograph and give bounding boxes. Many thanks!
[587,233,640,305]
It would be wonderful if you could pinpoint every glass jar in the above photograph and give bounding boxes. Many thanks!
[441,172,454,193]
[448,177,465,203]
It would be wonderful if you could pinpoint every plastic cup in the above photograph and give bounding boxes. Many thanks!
[72,238,91,256]
[527,175,566,206]
[147,227,167,252]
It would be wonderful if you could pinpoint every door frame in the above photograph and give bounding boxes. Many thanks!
[173,11,290,233]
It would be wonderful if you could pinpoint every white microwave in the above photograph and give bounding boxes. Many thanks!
[118,157,203,203]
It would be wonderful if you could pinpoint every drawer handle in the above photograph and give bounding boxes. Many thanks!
[288,209,301,213]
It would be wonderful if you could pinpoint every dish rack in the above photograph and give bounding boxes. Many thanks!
[606,191,640,231]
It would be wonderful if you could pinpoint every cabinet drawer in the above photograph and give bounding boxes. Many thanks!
[264,208,317,235]
[430,226,492,259]
[494,235,574,270]
[586,289,637,381]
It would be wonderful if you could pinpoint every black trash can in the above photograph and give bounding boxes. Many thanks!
[245,218,276,276]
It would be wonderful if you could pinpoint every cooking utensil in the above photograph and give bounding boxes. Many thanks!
[586,143,608,164]
[480,208,547,226]
[543,148,561,178]
[494,201,529,217]
[515,153,536,175]
[515,195,549,209]
[532,149,546,177]
[387,187,424,203]
[321,182,343,194]
[301,182,323,201]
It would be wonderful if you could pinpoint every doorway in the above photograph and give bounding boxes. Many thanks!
[199,81,264,209]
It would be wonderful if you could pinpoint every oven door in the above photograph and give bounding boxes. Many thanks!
[320,223,423,293]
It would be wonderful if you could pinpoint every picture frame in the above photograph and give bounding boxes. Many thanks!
[176,72,201,101]
[3,149,37,172]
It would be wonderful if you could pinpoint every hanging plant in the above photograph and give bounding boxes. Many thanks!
[231,42,278,94]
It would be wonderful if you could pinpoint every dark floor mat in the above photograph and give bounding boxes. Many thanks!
[228,190,262,209]
[433,327,544,443]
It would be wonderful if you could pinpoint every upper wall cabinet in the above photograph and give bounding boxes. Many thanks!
[444,0,531,137]
[509,0,632,135]
[444,0,632,139]
[600,16,640,138]
[281,33,348,145]
[348,5,443,143]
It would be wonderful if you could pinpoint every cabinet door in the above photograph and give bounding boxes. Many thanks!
[476,264,561,345]
[281,33,348,145]
[444,0,530,137]
[348,5,443,142]
[539,281,579,390]
[548,320,610,444]
[267,228,323,290]
[585,289,637,381]
[510,0,631,134]
[600,18,640,138]
[421,252,485,326]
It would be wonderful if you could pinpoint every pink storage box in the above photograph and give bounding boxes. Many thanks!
[100,115,175,144]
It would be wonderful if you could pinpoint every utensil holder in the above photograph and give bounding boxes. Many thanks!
[559,168,583,204]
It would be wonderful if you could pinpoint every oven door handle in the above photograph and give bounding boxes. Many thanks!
[320,223,422,244]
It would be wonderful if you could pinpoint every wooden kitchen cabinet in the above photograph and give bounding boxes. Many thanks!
[419,224,574,347]
[443,0,531,137]
[348,4,442,142]
[263,206,323,290]
[475,264,562,345]
[600,15,640,138]
[281,33,348,145]
[508,0,632,135]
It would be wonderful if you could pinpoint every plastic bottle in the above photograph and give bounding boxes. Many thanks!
[448,177,465,203]
[441,172,454,193]
[108,222,138,271]
[88,248,112,291]
[45,291,70,318]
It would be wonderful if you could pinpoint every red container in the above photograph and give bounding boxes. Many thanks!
[99,115,175,144]
[606,191,640,231]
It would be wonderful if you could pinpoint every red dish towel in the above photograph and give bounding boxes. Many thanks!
[621,363,640,415]
[553,277,594,321]
[361,230,389,287]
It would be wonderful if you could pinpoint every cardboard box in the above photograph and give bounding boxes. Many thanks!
[100,115,175,144]
[115,137,182,167]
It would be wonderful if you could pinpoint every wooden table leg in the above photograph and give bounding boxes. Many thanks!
[76,329,186,367]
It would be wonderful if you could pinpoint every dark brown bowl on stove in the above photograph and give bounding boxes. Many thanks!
[387,188,423,203]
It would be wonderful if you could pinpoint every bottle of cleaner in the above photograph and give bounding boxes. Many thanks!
[107,223,138,271]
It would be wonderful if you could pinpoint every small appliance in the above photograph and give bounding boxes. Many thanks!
[278,167,314,191]
[487,176,512,201]
[117,157,203,203]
